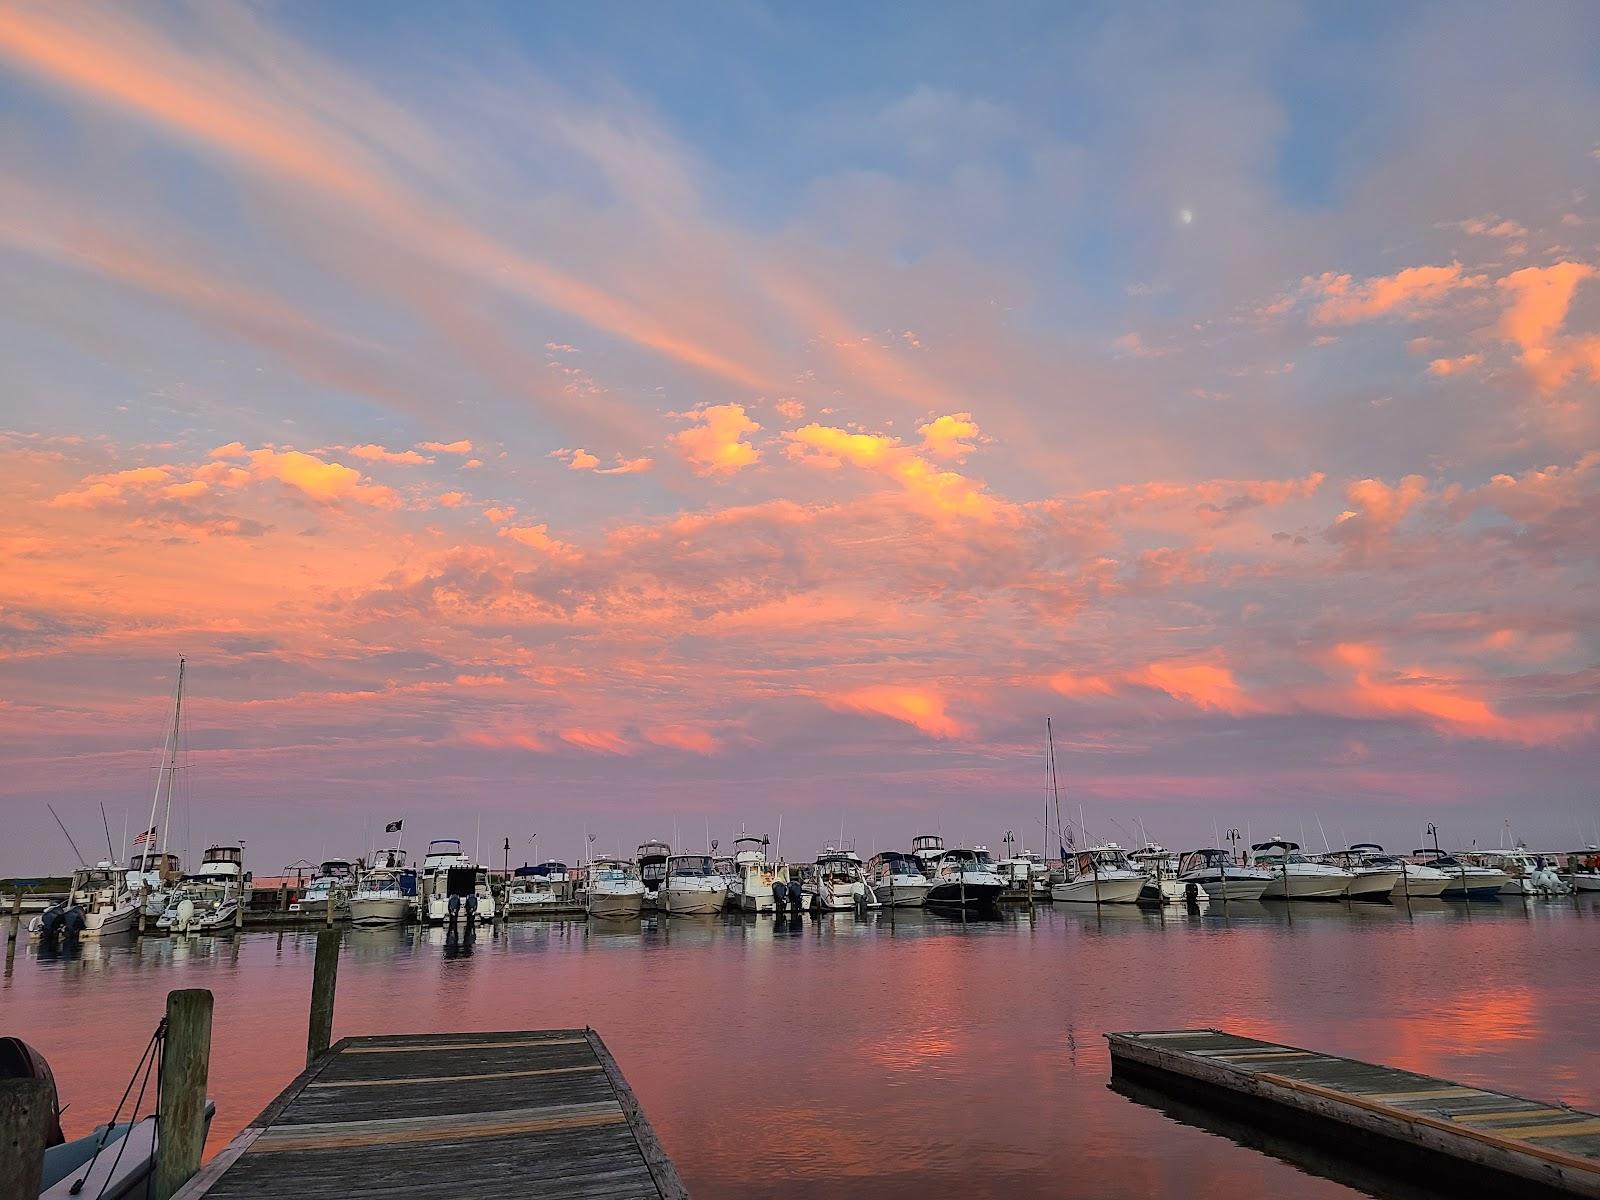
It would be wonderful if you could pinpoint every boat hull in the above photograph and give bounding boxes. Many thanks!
[1258,871,1352,900]
[925,881,1004,908]
[877,881,932,907]
[1345,869,1403,900]
[661,883,727,916]
[349,897,411,926]
[1438,875,1508,899]
[588,889,644,919]
[1390,871,1450,898]
[1050,875,1144,904]
[1570,874,1600,892]
[1180,873,1270,902]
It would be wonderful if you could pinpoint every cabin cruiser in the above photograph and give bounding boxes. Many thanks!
[349,847,415,925]
[289,859,357,914]
[909,834,946,874]
[1413,850,1509,899]
[806,848,878,911]
[1475,849,1568,895]
[1247,840,1355,900]
[155,882,240,934]
[1051,845,1146,904]
[505,862,576,912]
[660,854,729,915]
[638,840,671,911]
[868,851,932,907]
[924,848,1005,909]
[1312,848,1403,900]
[1343,844,1450,897]
[419,839,495,923]
[1128,842,1191,904]
[28,866,140,939]
[1175,849,1270,901]
[726,835,787,913]
[586,858,647,918]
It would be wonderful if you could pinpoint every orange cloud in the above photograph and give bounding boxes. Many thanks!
[643,725,720,754]
[49,466,173,508]
[671,404,762,476]
[500,523,576,559]
[1135,660,1260,715]
[419,439,473,454]
[238,447,397,507]
[917,413,981,460]
[1427,353,1481,376]
[826,686,968,738]
[1496,261,1600,392]
[1307,262,1486,325]
[595,456,652,475]
[436,491,466,507]
[347,444,432,464]
[560,727,631,754]
[785,419,1005,521]
[1325,474,1427,556]
[564,448,600,470]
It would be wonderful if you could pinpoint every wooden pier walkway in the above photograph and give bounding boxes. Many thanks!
[1109,1028,1600,1198]
[174,1029,687,1200]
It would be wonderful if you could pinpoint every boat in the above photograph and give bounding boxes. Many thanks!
[586,858,646,918]
[154,882,240,934]
[993,850,1051,902]
[129,658,191,922]
[909,834,946,874]
[1312,848,1403,900]
[289,859,357,914]
[28,866,140,940]
[924,848,1005,909]
[659,853,728,915]
[1176,849,1271,901]
[1473,849,1567,896]
[1567,847,1600,892]
[505,862,576,912]
[1344,844,1450,898]
[867,851,932,907]
[349,847,415,926]
[726,835,787,913]
[6,1035,215,1200]
[1050,845,1147,904]
[1412,850,1509,899]
[419,839,495,923]
[1247,840,1355,900]
[637,840,671,911]
[123,851,181,918]
[1128,842,1192,905]
[803,847,877,911]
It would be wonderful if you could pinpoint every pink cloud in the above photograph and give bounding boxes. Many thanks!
[670,404,762,476]
[1306,262,1486,325]
[825,686,969,738]
[347,444,433,464]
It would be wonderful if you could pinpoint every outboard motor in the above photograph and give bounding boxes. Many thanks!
[771,882,788,916]
[447,893,461,923]
[62,906,86,938]
[37,903,66,940]
[465,892,479,922]
[1185,882,1201,906]
[0,1038,64,1147]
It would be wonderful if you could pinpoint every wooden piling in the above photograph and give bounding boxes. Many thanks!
[324,888,335,928]
[306,928,340,1066]
[153,988,213,1200]
[0,1078,50,1200]
[6,890,20,945]
[233,886,245,931]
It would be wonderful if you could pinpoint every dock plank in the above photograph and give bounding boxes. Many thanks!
[1109,1028,1600,1198]
[175,1029,686,1199]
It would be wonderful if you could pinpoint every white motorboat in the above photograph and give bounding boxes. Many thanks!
[1568,847,1600,891]
[155,882,240,934]
[993,850,1051,902]
[659,853,729,915]
[586,859,646,918]
[1343,844,1450,897]
[1472,849,1567,896]
[868,851,932,907]
[1248,840,1355,900]
[1413,850,1509,899]
[1051,845,1146,904]
[637,840,671,911]
[924,848,1005,909]
[349,847,415,925]
[28,866,140,939]
[419,839,495,923]
[124,851,182,919]
[1313,848,1403,900]
[505,862,577,912]
[909,833,946,875]
[1176,849,1271,901]
[726,835,787,913]
[289,859,357,914]
[806,847,878,911]
[1129,842,1192,905]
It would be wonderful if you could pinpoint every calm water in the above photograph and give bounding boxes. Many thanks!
[7,898,1598,1198]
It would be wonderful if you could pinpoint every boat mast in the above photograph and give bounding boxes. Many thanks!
[1047,717,1066,862]
[157,657,186,880]
[141,658,182,885]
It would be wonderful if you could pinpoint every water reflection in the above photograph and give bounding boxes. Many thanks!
[3,897,1595,1199]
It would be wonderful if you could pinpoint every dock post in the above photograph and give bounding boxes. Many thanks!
[6,891,20,962]
[0,1078,50,1200]
[153,988,213,1200]
[325,889,335,928]
[306,928,340,1066]
[234,884,245,931]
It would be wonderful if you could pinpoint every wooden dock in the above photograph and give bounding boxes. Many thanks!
[174,1029,687,1199]
[1109,1028,1600,1198]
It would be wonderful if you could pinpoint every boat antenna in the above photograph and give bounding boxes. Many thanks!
[1315,812,1330,852]
[100,802,116,863]
[775,814,783,862]
[47,803,88,868]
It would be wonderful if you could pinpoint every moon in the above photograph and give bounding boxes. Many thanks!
[1179,208,1194,225]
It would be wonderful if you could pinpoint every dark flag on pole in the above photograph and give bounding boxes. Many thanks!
[385,819,403,833]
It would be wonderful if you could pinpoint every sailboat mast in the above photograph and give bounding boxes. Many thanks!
[143,660,182,877]
[157,657,185,876]
[1047,717,1066,861]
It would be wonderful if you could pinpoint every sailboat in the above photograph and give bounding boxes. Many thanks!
[132,659,190,924]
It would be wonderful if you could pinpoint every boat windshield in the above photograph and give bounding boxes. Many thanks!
[1180,849,1227,872]
[669,855,715,876]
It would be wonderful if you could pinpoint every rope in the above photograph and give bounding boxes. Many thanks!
[69,1016,166,1198]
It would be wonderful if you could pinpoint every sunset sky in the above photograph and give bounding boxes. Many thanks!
[3,1,1598,876]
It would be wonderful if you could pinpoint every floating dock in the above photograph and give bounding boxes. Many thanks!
[175,1029,687,1199]
[1108,1028,1600,1198]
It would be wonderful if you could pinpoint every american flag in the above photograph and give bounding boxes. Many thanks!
[132,826,158,846]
